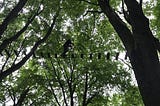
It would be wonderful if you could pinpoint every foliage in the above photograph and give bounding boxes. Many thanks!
[1,0,159,105]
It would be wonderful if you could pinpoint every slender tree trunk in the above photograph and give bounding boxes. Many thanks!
[82,72,88,106]
[15,87,30,106]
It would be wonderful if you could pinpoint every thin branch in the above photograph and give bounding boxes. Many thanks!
[44,62,61,106]
[15,87,30,106]
[50,59,68,106]
[119,58,133,69]
[0,0,5,10]
[80,0,99,6]
[11,37,27,66]
[6,86,16,105]
[68,59,75,106]
[48,80,61,106]
[83,10,102,17]
[0,56,9,73]
[82,72,88,106]
[49,84,61,106]
[57,60,70,85]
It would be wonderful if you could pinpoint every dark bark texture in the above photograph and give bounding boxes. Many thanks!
[98,0,160,106]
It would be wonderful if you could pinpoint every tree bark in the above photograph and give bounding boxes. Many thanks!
[98,0,160,105]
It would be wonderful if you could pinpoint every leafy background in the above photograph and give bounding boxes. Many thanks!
[1,0,159,105]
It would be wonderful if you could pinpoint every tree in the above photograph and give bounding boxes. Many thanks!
[0,0,159,105]
[98,0,160,105]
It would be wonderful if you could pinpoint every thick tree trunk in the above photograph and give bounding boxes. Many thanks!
[123,1,160,105]
[129,47,160,106]
[98,0,160,105]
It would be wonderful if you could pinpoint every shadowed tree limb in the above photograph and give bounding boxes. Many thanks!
[15,87,30,106]
[140,0,143,7]
[0,10,59,81]
[0,6,43,54]
[82,72,88,106]
[0,0,28,38]
[48,81,61,106]
[98,0,134,54]
[50,60,68,106]
[83,10,102,16]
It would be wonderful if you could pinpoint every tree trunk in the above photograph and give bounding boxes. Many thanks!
[98,0,160,105]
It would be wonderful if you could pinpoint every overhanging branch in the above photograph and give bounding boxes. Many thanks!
[0,0,28,38]
[0,6,43,54]
[98,0,134,53]
[0,10,59,81]
[83,10,102,16]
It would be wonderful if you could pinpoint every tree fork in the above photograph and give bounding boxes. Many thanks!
[98,0,160,105]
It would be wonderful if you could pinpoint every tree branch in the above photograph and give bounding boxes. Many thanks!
[139,0,143,8]
[0,56,9,73]
[122,0,131,25]
[50,60,68,106]
[0,6,43,53]
[0,11,59,81]
[45,73,61,106]
[15,87,30,106]
[98,0,134,53]
[82,72,88,106]
[83,10,102,16]
[11,38,27,66]
[80,0,99,6]
[123,0,149,31]
[0,0,28,38]
[48,82,61,106]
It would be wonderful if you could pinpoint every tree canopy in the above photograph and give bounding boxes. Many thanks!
[0,0,160,105]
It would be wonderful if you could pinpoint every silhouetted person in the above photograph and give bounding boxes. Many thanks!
[61,39,73,58]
